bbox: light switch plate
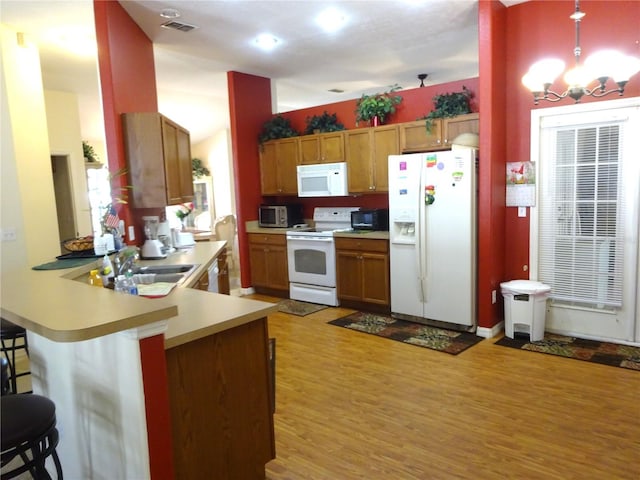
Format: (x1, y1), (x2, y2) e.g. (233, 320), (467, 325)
(518, 206), (527, 217)
(1, 228), (17, 242)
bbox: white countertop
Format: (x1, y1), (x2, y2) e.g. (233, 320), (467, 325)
(0, 242), (277, 347)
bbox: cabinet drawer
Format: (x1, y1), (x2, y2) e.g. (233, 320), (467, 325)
(248, 233), (287, 246)
(335, 237), (388, 253)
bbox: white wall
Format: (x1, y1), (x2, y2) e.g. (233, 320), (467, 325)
(1, 26), (60, 271)
(44, 90), (93, 237)
(192, 128), (236, 219)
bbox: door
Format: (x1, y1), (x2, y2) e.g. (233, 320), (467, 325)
(286, 236), (335, 287)
(51, 155), (77, 253)
(530, 98), (640, 342)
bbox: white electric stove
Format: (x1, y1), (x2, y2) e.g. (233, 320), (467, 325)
(286, 207), (359, 306)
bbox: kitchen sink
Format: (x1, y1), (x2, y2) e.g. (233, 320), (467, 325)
(131, 264), (198, 275)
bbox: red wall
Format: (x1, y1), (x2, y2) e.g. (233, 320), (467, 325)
(93, 2), (173, 478)
(503, 0), (640, 282)
(227, 72), (273, 288)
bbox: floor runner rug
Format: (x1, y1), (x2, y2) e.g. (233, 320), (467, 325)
(495, 333), (640, 371)
(328, 312), (483, 355)
(278, 299), (328, 317)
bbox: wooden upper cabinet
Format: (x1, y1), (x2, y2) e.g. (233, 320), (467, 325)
(399, 119), (443, 152)
(399, 113), (479, 153)
(298, 131), (345, 164)
(441, 113), (479, 148)
(122, 112), (194, 208)
(346, 125), (398, 194)
(259, 138), (298, 195)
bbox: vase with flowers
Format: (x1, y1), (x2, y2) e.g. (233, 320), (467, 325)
(175, 202), (194, 230)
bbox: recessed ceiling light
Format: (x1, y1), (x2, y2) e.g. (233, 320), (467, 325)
(254, 33), (279, 52)
(315, 7), (347, 33)
(160, 8), (181, 19)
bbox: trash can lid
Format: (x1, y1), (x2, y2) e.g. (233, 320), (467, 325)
(500, 280), (551, 294)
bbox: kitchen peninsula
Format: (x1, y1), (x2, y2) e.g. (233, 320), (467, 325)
(0, 242), (278, 479)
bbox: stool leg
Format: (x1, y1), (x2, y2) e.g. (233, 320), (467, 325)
(1, 338), (18, 394)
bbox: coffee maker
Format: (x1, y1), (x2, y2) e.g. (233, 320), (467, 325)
(141, 216), (167, 259)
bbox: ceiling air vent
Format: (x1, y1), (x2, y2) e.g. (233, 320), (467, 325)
(161, 20), (198, 32)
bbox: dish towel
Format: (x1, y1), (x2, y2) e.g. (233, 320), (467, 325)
(32, 258), (97, 270)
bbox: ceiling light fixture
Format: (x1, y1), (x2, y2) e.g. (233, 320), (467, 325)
(315, 7), (347, 33)
(522, 0), (640, 105)
(160, 8), (181, 19)
(417, 73), (428, 87)
(254, 34), (279, 52)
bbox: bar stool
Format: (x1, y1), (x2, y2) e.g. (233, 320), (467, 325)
(1, 357), (9, 396)
(1, 393), (63, 479)
(0, 319), (31, 394)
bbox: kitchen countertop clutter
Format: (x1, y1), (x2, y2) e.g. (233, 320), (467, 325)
(0, 242), (277, 347)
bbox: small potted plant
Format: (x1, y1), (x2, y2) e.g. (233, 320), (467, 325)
(83, 140), (99, 163)
(304, 111), (345, 135)
(192, 158), (210, 179)
(355, 84), (403, 126)
(422, 86), (474, 132)
(258, 114), (299, 145)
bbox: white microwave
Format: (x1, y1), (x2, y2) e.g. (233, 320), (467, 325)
(297, 162), (348, 197)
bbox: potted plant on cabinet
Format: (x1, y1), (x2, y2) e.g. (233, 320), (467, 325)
(422, 86), (474, 132)
(83, 140), (99, 163)
(355, 84), (403, 126)
(304, 111), (345, 135)
(258, 114), (299, 145)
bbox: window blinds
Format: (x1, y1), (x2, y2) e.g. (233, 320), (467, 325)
(538, 122), (625, 308)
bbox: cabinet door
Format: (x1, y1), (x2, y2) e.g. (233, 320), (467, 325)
(249, 244), (270, 286)
(162, 118), (186, 205)
(259, 142), (279, 195)
(336, 250), (363, 301)
(276, 138), (299, 195)
(400, 119), (444, 152)
(298, 136), (319, 165)
(442, 113), (479, 148)
(265, 245), (289, 290)
(177, 127), (194, 202)
(372, 125), (399, 192)
(361, 252), (390, 305)
(319, 132), (345, 163)
(345, 129), (374, 193)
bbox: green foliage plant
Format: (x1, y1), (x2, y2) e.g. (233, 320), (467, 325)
(83, 140), (99, 162)
(355, 84), (403, 126)
(423, 86), (473, 132)
(304, 111), (345, 135)
(192, 158), (210, 178)
(258, 114), (299, 144)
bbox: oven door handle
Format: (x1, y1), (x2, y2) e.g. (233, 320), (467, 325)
(286, 236), (334, 242)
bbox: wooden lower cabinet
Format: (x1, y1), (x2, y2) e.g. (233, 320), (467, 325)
(166, 318), (275, 479)
(191, 248), (230, 295)
(335, 237), (390, 312)
(248, 233), (289, 296)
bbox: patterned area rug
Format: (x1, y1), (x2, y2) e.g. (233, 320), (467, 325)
(278, 300), (328, 317)
(495, 333), (640, 371)
(328, 312), (483, 355)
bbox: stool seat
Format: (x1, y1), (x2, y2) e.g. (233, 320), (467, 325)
(0, 318), (30, 395)
(1, 394), (63, 479)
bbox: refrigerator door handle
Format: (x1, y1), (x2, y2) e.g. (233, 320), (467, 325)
(417, 157), (427, 304)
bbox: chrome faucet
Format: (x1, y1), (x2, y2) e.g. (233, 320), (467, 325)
(114, 247), (139, 276)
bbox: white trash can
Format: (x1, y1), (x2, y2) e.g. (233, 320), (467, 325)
(500, 280), (551, 342)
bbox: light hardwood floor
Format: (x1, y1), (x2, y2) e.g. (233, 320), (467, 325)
(249, 294), (640, 480)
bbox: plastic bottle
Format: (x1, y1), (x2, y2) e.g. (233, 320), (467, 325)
(100, 254), (115, 287)
(124, 270), (138, 295)
(88, 269), (103, 287)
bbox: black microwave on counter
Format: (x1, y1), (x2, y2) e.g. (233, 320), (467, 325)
(351, 209), (389, 231)
(259, 204), (303, 228)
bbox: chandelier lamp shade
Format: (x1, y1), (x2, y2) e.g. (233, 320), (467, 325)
(522, 0), (640, 105)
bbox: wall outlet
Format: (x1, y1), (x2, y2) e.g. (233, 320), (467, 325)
(491, 289), (497, 304)
(1, 228), (17, 242)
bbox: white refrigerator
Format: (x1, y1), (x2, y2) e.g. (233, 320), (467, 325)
(388, 149), (476, 329)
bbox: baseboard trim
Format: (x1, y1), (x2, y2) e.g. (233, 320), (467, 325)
(239, 286), (255, 296)
(476, 321), (504, 339)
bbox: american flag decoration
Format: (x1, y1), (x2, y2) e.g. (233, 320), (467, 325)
(105, 205), (120, 229)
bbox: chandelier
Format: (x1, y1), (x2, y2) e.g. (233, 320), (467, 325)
(522, 0), (640, 104)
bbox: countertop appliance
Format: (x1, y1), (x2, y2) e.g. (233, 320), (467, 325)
(351, 208), (389, 231)
(297, 162), (348, 197)
(141, 216), (167, 259)
(259, 204), (303, 228)
(286, 206), (359, 306)
(388, 149), (477, 330)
